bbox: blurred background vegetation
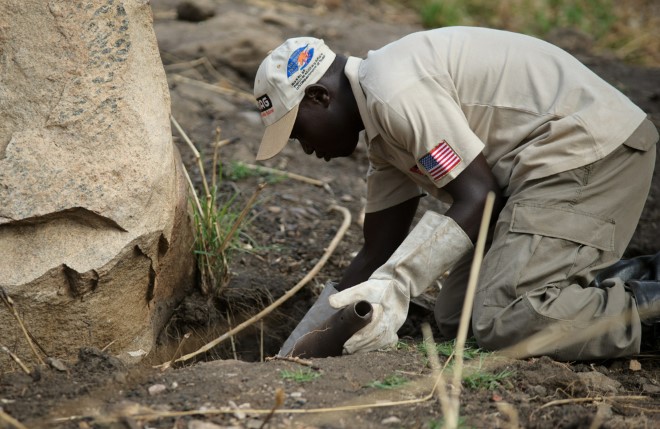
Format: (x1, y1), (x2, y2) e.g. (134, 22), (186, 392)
(395, 0), (659, 66)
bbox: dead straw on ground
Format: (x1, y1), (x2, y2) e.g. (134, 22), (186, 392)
(538, 395), (648, 410)
(1, 287), (45, 367)
(0, 409), (29, 429)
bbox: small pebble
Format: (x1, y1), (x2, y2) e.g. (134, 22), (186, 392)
(148, 384), (167, 396)
(381, 416), (401, 425)
(642, 383), (660, 394)
(532, 385), (547, 397)
(188, 420), (224, 429)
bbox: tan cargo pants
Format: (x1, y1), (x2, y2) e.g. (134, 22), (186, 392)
(434, 119), (658, 360)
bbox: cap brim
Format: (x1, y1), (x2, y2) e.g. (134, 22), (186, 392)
(256, 104), (299, 161)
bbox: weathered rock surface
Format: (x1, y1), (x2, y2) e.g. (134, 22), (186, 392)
(0, 0), (195, 365)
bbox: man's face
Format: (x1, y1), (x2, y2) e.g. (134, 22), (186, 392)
(289, 91), (360, 162)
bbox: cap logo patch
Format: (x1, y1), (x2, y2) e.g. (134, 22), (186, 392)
(256, 94), (274, 117)
(286, 44), (327, 90)
(287, 45), (314, 78)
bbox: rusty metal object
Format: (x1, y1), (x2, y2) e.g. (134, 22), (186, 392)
(286, 300), (373, 358)
(278, 282), (339, 357)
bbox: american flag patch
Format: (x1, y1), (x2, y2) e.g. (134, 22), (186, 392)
(418, 140), (461, 181)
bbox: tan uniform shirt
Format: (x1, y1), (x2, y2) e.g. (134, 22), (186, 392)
(344, 27), (647, 213)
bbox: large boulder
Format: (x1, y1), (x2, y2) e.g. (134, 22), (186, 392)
(0, 0), (195, 365)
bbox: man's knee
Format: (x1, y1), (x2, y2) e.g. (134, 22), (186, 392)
(434, 316), (459, 341)
(471, 308), (517, 351)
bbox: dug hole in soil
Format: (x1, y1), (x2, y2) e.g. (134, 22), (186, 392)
(1, 1), (659, 428)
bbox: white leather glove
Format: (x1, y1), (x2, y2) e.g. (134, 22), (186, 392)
(329, 211), (473, 354)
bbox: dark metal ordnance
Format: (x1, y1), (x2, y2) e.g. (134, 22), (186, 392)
(287, 299), (373, 358)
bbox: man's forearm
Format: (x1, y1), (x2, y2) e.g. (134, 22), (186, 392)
(337, 196), (421, 291)
(337, 247), (386, 291)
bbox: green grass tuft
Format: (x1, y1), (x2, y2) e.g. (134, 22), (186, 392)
(463, 367), (515, 390)
(224, 161), (285, 184)
(280, 368), (321, 383)
(366, 373), (409, 389)
(406, 0), (659, 65)
(418, 337), (484, 360)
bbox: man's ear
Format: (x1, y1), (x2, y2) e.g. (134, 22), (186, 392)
(304, 84), (330, 107)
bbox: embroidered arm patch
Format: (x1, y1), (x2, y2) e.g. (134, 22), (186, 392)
(417, 140), (461, 181)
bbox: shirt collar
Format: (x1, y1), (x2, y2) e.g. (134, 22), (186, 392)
(344, 56), (379, 143)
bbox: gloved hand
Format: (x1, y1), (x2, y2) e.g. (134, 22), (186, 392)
(329, 279), (406, 353)
(329, 211), (473, 354)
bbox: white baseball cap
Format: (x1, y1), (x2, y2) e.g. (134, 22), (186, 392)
(253, 37), (336, 161)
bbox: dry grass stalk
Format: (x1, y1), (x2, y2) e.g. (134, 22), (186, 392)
(420, 322), (453, 415)
(155, 205), (352, 369)
(260, 319), (264, 362)
(421, 323), (442, 371)
(181, 164), (205, 217)
(217, 183), (265, 256)
(496, 402), (520, 429)
(164, 56), (243, 89)
(538, 395), (647, 410)
(170, 74), (255, 103)
(260, 388), (285, 429)
(101, 339), (117, 352)
(265, 355), (318, 369)
(180, 164), (217, 291)
(246, 0), (328, 16)
(226, 310), (238, 361)
(1, 345), (31, 375)
(166, 332), (191, 370)
(0, 287), (45, 366)
(236, 162), (326, 187)
(212, 127), (222, 191)
(446, 191), (496, 428)
(171, 115), (211, 201)
(210, 127), (240, 191)
(0, 409), (29, 429)
(173, 116), (218, 292)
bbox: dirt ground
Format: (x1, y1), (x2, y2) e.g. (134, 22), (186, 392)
(2, 1), (660, 428)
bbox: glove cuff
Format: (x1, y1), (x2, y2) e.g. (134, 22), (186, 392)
(371, 212), (473, 298)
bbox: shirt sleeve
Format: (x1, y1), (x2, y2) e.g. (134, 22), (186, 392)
(365, 148), (423, 213)
(371, 76), (485, 188)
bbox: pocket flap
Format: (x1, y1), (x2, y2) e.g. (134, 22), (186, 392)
(510, 203), (615, 251)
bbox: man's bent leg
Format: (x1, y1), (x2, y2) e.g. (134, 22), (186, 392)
(472, 134), (656, 360)
(434, 252), (473, 340)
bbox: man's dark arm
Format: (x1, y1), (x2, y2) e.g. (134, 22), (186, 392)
(336, 195), (420, 291)
(442, 153), (505, 242)
(336, 152), (503, 292)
